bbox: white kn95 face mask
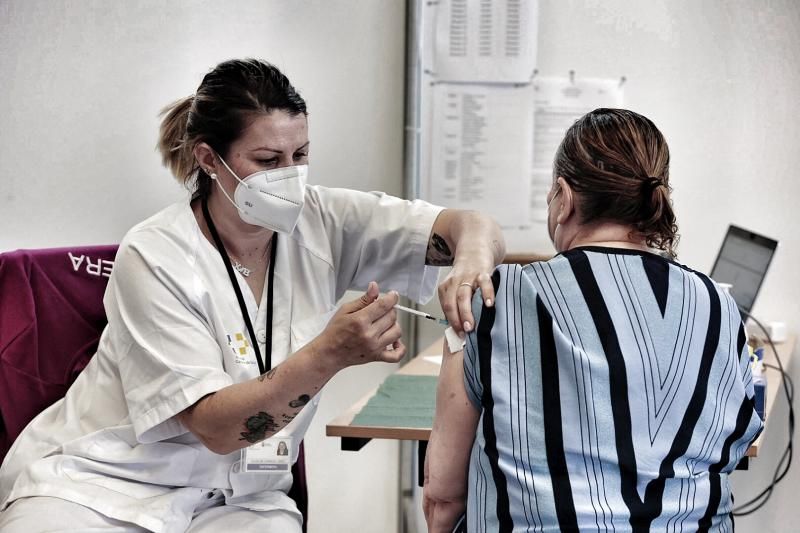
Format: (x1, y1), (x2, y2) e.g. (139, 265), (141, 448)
(212, 157), (308, 234)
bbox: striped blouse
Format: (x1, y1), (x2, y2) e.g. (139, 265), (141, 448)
(463, 247), (763, 532)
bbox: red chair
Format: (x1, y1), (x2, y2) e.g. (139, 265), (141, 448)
(0, 247), (308, 531)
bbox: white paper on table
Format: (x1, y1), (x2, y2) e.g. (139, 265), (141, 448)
(433, 0), (538, 83)
(529, 77), (624, 225)
(425, 83), (533, 228)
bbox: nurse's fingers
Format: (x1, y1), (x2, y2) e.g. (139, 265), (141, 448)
(338, 281), (380, 315)
(376, 339), (406, 364)
(370, 307), (398, 338)
(455, 282), (475, 334)
(437, 283), (458, 334)
(361, 289), (399, 322)
(376, 320), (403, 347)
(363, 321), (403, 359)
(476, 272), (495, 308)
(357, 281), (380, 309)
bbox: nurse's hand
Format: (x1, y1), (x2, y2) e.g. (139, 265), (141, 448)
(312, 281), (406, 370)
(427, 208), (504, 339)
(437, 268), (495, 338)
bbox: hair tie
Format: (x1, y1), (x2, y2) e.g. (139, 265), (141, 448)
(641, 176), (664, 193)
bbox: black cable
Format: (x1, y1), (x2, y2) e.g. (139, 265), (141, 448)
(764, 363), (795, 401)
(732, 309), (795, 516)
(732, 341), (793, 515)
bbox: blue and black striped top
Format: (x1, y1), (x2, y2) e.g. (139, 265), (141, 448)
(463, 247), (762, 532)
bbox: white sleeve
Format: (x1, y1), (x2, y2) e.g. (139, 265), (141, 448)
(106, 237), (233, 443)
(307, 186), (445, 304)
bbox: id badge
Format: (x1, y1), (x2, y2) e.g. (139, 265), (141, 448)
(241, 436), (294, 473)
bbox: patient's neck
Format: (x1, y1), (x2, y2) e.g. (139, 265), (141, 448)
(563, 222), (650, 252)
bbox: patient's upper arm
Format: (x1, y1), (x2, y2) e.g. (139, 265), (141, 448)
(427, 338), (480, 499)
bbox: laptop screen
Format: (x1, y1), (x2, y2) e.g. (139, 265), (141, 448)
(709, 225), (778, 315)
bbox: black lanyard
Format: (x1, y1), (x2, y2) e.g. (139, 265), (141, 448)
(202, 198), (277, 375)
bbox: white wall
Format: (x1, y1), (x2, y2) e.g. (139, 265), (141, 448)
(3, 0), (800, 531)
(0, 1), (406, 532)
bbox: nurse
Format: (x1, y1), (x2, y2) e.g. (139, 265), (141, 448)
(0, 59), (505, 532)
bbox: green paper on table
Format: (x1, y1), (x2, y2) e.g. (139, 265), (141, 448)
(351, 374), (437, 428)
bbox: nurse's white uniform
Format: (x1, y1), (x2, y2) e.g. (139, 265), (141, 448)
(0, 185), (443, 532)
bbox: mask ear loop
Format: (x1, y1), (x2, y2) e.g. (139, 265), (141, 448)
(207, 153), (253, 216)
(208, 170), (248, 217)
(216, 155), (252, 190)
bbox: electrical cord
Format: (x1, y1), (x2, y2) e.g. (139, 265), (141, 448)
(764, 363), (795, 404)
(732, 309), (795, 516)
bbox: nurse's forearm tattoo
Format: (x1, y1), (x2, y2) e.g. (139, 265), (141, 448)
(258, 368), (277, 382)
(237, 394), (310, 442)
(426, 233), (453, 266)
(288, 394), (311, 408)
(239, 411), (279, 443)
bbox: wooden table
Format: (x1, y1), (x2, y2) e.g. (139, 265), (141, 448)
(746, 333), (796, 457)
(326, 340), (442, 450)
(327, 335), (795, 458)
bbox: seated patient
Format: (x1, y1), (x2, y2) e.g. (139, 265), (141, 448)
(424, 108), (763, 532)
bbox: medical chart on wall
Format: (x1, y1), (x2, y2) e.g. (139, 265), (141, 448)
(425, 83), (533, 227)
(433, 0), (538, 83)
(417, 1), (624, 254)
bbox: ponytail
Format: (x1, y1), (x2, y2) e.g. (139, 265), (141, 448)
(157, 96), (196, 184)
(635, 179), (679, 258)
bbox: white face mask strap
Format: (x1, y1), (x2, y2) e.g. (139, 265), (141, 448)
(216, 155), (249, 188)
(209, 163), (247, 217)
(209, 173), (238, 210)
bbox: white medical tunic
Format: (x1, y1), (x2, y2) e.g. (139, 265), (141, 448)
(0, 185), (443, 532)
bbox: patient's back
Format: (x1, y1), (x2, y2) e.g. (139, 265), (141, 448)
(462, 247), (762, 532)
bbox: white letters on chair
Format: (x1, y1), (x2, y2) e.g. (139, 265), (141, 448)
(68, 252), (114, 278)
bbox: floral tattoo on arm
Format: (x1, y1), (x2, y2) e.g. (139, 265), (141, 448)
(238, 394), (311, 443)
(239, 411), (280, 443)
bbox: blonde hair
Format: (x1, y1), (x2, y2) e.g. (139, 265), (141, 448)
(158, 96), (196, 184)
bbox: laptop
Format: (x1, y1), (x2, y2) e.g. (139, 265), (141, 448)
(709, 224), (778, 317)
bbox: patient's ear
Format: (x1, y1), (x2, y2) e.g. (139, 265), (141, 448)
(556, 176), (576, 224)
